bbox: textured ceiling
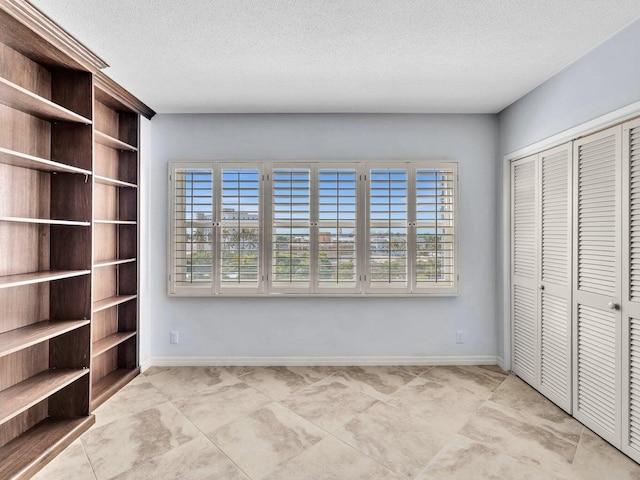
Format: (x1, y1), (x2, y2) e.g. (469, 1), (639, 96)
(29, 0), (640, 114)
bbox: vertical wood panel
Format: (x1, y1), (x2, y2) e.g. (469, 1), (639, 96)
(51, 70), (92, 120)
(0, 104), (51, 159)
(48, 375), (89, 417)
(49, 325), (90, 369)
(0, 44), (51, 98)
(0, 284), (49, 333)
(0, 345), (48, 391)
(91, 309), (118, 343)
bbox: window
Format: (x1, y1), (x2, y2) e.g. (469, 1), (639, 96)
(169, 161), (458, 296)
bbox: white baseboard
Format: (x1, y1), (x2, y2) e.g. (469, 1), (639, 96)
(140, 358), (153, 373)
(496, 356), (506, 371)
(145, 355), (499, 368)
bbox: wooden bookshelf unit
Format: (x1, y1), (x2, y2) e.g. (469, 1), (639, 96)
(0, 1), (154, 478)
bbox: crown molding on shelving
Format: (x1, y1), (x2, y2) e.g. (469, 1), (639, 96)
(0, 0), (107, 71)
(94, 71), (156, 120)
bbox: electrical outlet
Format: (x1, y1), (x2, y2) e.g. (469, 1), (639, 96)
(170, 331), (179, 344)
(456, 331), (464, 344)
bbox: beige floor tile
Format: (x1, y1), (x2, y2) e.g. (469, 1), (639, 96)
(81, 402), (201, 480)
(171, 381), (272, 434)
(209, 402), (327, 479)
(111, 434), (249, 480)
(143, 366), (238, 399)
(32, 440), (96, 480)
(334, 400), (453, 478)
(459, 400), (578, 478)
(237, 366), (333, 400)
(421, 365), (508, 399)
(490, 375), (583, 444)
(387, 376), (487, 433)
(331, 366), (416, 400)
(222, 366), (261, 378)
(93, 380), (169, 427)
(418, 433), (566, 480)
(570, 428), (640, 480)
(262, 436), (403, 480)
(281, 377), (378, 432)
(394, 365), (434, 376)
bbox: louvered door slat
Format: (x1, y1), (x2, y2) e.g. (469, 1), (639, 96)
(538, 144), (572, 411)
(513, 161), (536, 279)
(541, 293), (570, 402)
(513, 285), (536, 380)
(630, 125), (640, 302)
(577, 305), (617, 435)
(577, 134), (618, 297)
(511, 156), (538, 386)
(624, 121), (640, 461)
(574, 126), (621, 447)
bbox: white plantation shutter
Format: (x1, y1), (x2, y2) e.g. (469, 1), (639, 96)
(317, 168), (358, 292)
(220, 166), (261, 292)
(170, 167), (214, 294)
(511, 156), (538, 386)
(573, 126), (622, 447)
(538, 144), (572, 412)
(367, 168), (409, 291)
(271, 167), (312, 291)
(414, 167), (456, 290)
(169, 160), (458, 296)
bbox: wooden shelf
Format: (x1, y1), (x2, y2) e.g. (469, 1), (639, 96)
(0, 216), (90, 226)
(0, 320), (90, 358)
(0, 416), (95, 480)
(94, 175), (137, 188)
(93, 258), (136, 268)
(94, 130), (137, 152)
(0, 369), (89, 424)
(0, 77), (92, 124)
(93, 219), (137, 225)
(0, 147), (92, 175)
(91, 367), (139, 411)
(0, 270), (91, 290)
(92, 331), (136, 358)
(92, 294), (137, 313)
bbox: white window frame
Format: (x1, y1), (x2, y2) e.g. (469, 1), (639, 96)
(168, 160), (459, 296)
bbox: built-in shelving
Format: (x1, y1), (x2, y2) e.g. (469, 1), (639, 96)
(0, 77), (91, 124)
(0, 217), (91, 226)
(91, 368), (140, 410)
(92, 332), (136, 358)
(94, 175), (137, 188)
(93, 219), (137, 225)
(0, 4), (153, 476)
(93, 258), (136, 269)
(0, 417), (95, 480)
(0, 147), (92, 175)
(0, 320), (90, 358)
(92, 295), (137, 313)
(0, 270), (91, 290)
(94, 130), (137, 152)
(0, 370), (89, 425)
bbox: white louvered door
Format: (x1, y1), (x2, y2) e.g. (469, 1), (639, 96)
(511, 155), (539, 387)
(573, 125), (622, 447)
(623, 119), (640, 461)
(538, 143), (573, 412)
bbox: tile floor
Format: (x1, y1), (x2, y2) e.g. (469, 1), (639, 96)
(34, 365), (640, 480)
